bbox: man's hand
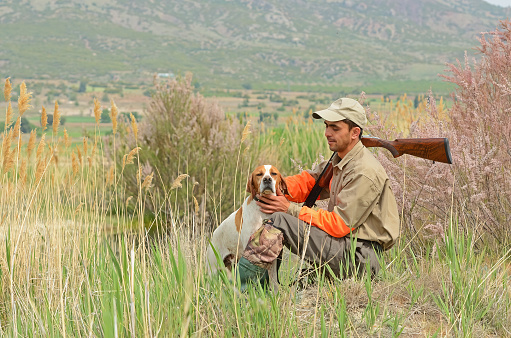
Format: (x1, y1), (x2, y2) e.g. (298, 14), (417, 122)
(256, 188), (290, 214)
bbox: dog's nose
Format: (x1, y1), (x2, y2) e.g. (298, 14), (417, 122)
(263, 176), (272, 184)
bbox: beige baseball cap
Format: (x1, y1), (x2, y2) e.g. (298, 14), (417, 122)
(312, 98), (367, 129)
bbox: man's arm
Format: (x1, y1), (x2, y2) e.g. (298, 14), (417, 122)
(258, 173), (380, 239)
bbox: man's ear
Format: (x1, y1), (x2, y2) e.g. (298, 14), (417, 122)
(352, 126), (361, 140)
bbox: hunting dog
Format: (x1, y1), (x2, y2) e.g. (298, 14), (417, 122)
(206, 165), (288, 286)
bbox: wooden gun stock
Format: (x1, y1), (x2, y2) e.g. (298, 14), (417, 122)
(361, 137), (453, 164)
(304, 137), (453, 207)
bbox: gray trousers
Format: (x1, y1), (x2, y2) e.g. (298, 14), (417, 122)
(270, 212), (381, 279)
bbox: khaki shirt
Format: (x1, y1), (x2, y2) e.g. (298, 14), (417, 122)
(287, 141), (400, 250)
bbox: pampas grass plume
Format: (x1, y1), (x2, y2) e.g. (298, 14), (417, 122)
(77, 146), (83, 166)
(241, 120), (251, 143)
(5, 102), (13, 131)
(53, 101), (60, 134)
(4, 77), (11, 102)
(36, 134), (46, 161)
(83, 137), (88, 156)
(41, 106), (48, 130)
(193, 196), (199, 215)
(136, 165), (142, 185)
(106, 166), (115, 186)
(27, 129), (36, 159)
(130, 113), (138, 139)
(19, 159), (27, 187)
(171, 174), (189, 190)
(64, 129), (70, 148)
(12, 117), (20, 139)
(110, 100), (118, 135)
(126, 147), (140, 165)
(141, 172), (154, 190)
(126, 196), (133, 207)
(94, 98), (101, 125)
(35, 158), (45, 184)
(71, 151), (79, 176)
(18, 82), (32, 116)
(2, 129), (13, 166)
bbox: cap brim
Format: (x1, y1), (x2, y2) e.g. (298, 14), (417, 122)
(312, 109), (346, 122)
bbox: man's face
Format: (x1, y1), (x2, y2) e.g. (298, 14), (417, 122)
(324, 120), (359, 155)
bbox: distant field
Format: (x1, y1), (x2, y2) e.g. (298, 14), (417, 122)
(1, 79), (451, 143)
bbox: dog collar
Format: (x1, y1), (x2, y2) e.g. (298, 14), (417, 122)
(253, 195), (270, 205)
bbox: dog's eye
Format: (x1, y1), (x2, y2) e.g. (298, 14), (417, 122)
(256, 173), (263, 176)
(271, 172), (277, 176)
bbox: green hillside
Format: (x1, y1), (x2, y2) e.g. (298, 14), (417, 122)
(1, 0), (509, 93)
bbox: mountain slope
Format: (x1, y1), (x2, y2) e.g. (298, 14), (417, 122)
(0, 0), (509, 92)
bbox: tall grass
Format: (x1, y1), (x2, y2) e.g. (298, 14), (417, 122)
(1, 58), (511, 336)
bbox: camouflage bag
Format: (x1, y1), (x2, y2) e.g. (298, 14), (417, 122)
(242, 219), (284, 269)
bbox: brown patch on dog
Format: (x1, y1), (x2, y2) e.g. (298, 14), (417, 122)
(235, 206), (243, 232)
(276, 171), (290, 197)
(223, 254), (235, 270)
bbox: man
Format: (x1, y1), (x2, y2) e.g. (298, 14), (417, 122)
(236, 98), (400, 288)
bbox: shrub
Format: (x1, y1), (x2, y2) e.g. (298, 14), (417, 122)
(100, 109), (111, 123)
(368, 20), (511, 246)
(115, 73), (244, 228)
(441, 20), (511, 241)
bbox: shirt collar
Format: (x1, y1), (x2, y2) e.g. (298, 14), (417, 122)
(333, 140), (364, 169)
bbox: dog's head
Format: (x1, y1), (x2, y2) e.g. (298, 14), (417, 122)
(246, 165), (288, 199)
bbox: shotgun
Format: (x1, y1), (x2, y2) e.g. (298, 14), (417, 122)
(303, 137), (452, 208)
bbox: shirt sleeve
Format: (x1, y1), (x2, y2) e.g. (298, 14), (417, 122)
(298, 206), (353, 237)
(284, 171), (317, 203)
(288, 173), (381, 238)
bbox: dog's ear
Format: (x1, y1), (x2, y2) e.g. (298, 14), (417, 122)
(279, 174), (291, 198)
(246, 174), (257, 198)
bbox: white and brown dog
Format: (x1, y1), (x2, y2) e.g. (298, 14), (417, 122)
(206, 165), (288, 280)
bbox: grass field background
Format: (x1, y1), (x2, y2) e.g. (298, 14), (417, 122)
(0, 76), (509, 337)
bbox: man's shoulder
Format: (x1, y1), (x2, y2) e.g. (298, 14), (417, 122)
(351, 147), (389, 180)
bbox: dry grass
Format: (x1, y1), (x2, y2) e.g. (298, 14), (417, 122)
(1, 32), (511, 335)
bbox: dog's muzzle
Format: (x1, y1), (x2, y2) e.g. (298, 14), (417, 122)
(261, 176), (275, 195)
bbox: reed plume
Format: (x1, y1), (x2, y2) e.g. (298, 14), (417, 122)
(106, 166), (115, 186)
(193, 196), (199, 215)
(171, 174), (189, 190)
(4, 102), (13, 131)
(18, 82), (32, 116)
(110, 100), (118, 135)
(2, 146), (15, 175)
(126, 196), (133, 206)
(130, 113), (138, 140)
(136, 165), (142, 185)
(2, 129), (13, 173)
(12, 117), (20, 139)
(64, 129), (70, 148)
(241, 120), (251, 143)
(94, 98), (101, 125)
(83, 137), (88, 156)
(27, 130), (36, 159)
(19, 159), (27, 187)
(36, 134), (46, 160)
(53, 101), (60, 134)
(41, 106), (48, 130)
(76, 146), (83, 166)
(35, 158), (44, 184)
(126, 147), (140, 165)
(141, 172), (154, 190)
(4, 77), (11, 102)
(71, 151), (79, 176)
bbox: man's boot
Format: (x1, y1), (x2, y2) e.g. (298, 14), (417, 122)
(235, 257), (269, 292)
